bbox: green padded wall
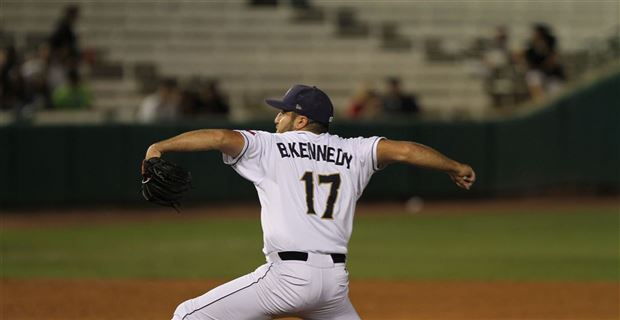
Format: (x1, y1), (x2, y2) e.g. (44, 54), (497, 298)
(1, 71), (618, 206)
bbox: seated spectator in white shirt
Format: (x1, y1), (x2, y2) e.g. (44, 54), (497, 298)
(136, 78), (181, 123)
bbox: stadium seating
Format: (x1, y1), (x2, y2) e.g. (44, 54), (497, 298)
(1, 0), (617, 121)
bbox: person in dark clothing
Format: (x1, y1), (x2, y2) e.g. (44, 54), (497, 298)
(199, 80), (230, 116)
(179, 80), (230, 117)
(0, 45), (27, 110)
(381, 77), (420, 115)
(49, 5), (80, 64)
(522, 24), (566, 100)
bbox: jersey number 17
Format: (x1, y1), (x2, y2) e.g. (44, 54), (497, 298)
(301, 172), (341, 219)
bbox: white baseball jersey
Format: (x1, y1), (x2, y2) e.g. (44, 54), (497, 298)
(223, 130), (383, 255)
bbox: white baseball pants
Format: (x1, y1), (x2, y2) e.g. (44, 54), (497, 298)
(172, 252), (360, 320)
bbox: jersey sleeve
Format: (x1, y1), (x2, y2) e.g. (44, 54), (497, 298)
(351, 136), (385, 193)
(222, 130), (272, 184)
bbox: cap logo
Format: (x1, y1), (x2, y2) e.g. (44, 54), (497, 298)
(295, 104), (303, 110)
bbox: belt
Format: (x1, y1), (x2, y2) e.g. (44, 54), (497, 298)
(278, 251), (346, 263)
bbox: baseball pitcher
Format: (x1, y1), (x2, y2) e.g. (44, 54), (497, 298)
(143, 84), (476, 319)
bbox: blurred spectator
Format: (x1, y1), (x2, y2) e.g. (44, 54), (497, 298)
(21, 44), (52, 109)
(381, 77), (420, 115)
(179, 87), (201, 116)
(481, 26), (521, 108)
(49, 5), (80, 64)
(346, 84), (382, 119)
(198, 80), (230, 116)
(52, 69), (93, 110)
(136, 78), (181, 123)
(46, 4), (81, 95)
(520, 24), (566, 101)
(46, 52), (71, 93)
(0, 45), (27, 110)
(179, 79), (230, 118)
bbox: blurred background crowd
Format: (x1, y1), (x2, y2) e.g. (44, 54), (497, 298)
(0, 0), (618, 124)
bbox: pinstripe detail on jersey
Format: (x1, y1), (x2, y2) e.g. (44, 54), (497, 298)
(181, 263), (274, 320)
(371, 137), (385, 171)
(228, 130), (251, 166)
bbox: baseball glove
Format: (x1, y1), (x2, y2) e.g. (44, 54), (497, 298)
(141, 157), (192, 211)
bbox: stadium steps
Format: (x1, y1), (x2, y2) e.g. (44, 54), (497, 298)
(2, 0), (617, 121)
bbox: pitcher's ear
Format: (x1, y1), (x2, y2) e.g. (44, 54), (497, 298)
(295, 115), (310, 129)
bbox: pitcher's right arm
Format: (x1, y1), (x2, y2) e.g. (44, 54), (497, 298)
(376, 139), (476, 190)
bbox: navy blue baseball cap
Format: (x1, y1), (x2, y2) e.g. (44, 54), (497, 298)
(265, 84), (334, 125)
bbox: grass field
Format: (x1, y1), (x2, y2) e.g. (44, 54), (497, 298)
(2, 206), (618, 281)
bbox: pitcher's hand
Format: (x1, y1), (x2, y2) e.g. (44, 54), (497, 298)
(449, 164), (476, 190)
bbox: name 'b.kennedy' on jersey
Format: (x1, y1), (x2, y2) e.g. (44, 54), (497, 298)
(222, 130), (383, 256)
(276, 142), (353, 169)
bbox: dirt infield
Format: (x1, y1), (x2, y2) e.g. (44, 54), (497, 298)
(2, 197), (618, 319)
(2, 279), (618, 319)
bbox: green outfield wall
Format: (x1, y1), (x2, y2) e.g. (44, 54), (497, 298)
(1, 72), (618, 206)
